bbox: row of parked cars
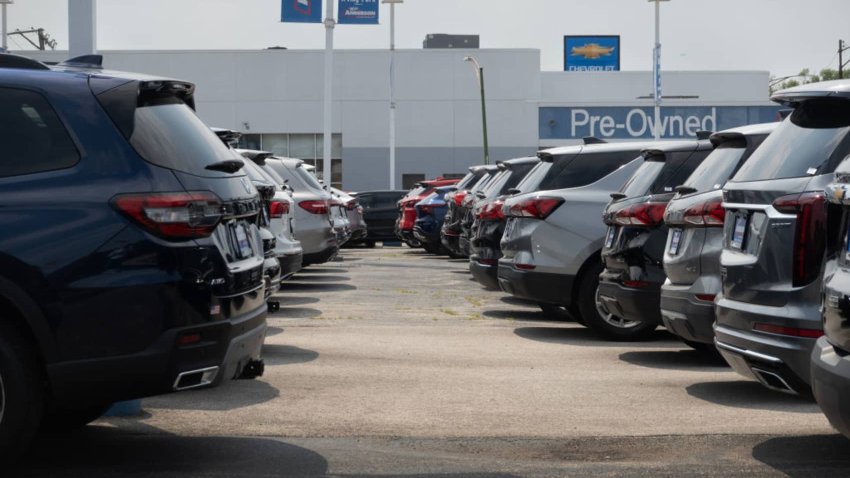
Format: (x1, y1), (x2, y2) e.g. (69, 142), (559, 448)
(397, 80), (850, 439)
(0, 53), (376, 461)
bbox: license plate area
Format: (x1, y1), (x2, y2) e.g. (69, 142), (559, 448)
(669, 228), (683, 255)
(232, 222), (254, 259)
(730, 214), (748, 250)
(504, 218), (516, 238)
(605, 226), (616, 249)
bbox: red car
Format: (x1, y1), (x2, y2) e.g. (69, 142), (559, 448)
(395, 178), (460, 247)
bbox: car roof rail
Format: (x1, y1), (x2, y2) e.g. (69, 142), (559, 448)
(0, 53), (49, 71)
(58, 54), (103, 69)
(583, 136), (607, 145)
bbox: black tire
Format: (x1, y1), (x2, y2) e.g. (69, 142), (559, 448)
(0, 320), (44, 465)
(577, 262), (657, 341)
(41, 403), (111, 432)
(422, 243), (438, 254)
(365, 240), (376, 248)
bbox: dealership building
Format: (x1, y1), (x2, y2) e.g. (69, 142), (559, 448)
(27, 47), (780, 190)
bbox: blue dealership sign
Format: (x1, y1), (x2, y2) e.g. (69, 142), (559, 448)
(540, 106), (784, 140)
(338, 0), (379, 24)
(564, 36), (620, 72)
(281, 0), (323, 23)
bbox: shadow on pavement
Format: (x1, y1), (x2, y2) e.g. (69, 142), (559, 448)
(279, 282), (357, 292)
(752, 434), (850, 477)
(297, 267), (348, 274)
(685, 381), (820, 413)
(499, 296), (538, 308)
(513, 326), (677, 347)
(270, 307), (322, 319)
(483, 309), (567, 322)
(262, 344), (320, 366)
(142, 379), (280, 411)
(265, 326), (284, 338)
(16, 427), (328, 478)
(618, 349), (730, 371)
(276, 296), (321, 306)
(290, 274), (352, 283)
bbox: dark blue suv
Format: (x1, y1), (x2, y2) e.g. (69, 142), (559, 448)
(0, 54), (268, 460)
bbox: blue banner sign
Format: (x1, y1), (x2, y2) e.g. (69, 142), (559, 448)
(281, 0), (323, 23)
(338, 0), (379, 24)
(540, 106), (784, 140)
(564, 36), (620, 72)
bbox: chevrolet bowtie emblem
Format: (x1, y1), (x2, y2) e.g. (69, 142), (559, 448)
(571, 43), (616, 60)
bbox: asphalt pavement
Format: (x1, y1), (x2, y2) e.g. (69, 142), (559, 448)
(13, 246), (850, 477)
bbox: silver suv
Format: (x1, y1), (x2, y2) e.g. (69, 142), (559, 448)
(498, 141), (663, 322)
(716, 81), (850, 395)
(660, 123), (777, 350)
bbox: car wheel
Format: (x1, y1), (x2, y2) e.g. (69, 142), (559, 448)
(422, 243), (438, 254)
(41, 403), (111, 432)
(0, 321), (43, 464)
(365, 240), (376, 248)
(577, 263), (657, 341)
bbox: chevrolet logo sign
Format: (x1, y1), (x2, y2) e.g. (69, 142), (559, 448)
(571, 43), (616, 60)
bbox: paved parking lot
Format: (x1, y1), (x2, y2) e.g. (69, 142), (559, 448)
(16, 247), (850, 477)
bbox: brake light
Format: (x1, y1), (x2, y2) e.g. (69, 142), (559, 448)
(477, 258), (498, 265)
(508, 197), (564, 219)
(772, 192), (826, 287)
(269, 201), (290, 218)
(622, 280), (649, 288)
(695, 294), (716, 302)
(112, 192), (222, 240)
(753, 323), (824, 339)
(478, 200), (505, 220)
(299, 200), (330, 215)
(515, 263), (536, 270)
(418, 202), (446, 215)
(345, 200), (358, 211)
(613, 202), (667, 226)
(454, 190), (469, 206)
(683, 197), (724, 227)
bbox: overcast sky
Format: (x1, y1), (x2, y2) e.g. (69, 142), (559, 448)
(5, 0), (849, 76)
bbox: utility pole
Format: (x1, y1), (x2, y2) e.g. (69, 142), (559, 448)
(840, 39), (850, 79)
(322, 0), (334, 186)
(8, 28), (57, 50)
(383, 0), (403, 189)
(1, 1), (11, 52)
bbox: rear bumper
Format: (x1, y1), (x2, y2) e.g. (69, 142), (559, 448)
(469, 255), (500, 290)
(441, 233), (462, 256)
(660, 284), (716, 345)
(714, 296), (817, 394)
(47, 300), (268, 407)
(302, 244), (339, 266)
(413, 225), (441, 245)
(279, 252), (303, 280)
(497, 263), (574, 305)
(812, 336), (850, 437)
(597, 279), (662, 325)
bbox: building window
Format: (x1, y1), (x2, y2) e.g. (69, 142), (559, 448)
(238, 133), (343, 188)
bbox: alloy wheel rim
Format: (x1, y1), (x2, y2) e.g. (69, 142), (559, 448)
(595, 287), (641, 329)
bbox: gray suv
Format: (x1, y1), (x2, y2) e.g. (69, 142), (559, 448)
(660, 123), (776, 350)
(498, 141), (663, 322)
(716, 81), (850, 395)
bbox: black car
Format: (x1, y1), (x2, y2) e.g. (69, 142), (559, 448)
(0, 54), (267, 460)
(597, 140), (713, 340)
(456, 166), (501, 257)
(442, 166), (490, 256)
(469, 157), (539, 289)
(355, 190), (407, 246)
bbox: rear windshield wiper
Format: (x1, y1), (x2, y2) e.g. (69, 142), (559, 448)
(610, 193), (627, 200)
(205, 160), (245, 174)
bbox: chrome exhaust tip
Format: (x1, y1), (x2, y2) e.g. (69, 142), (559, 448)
(173, 366), (219, 391)
(750, 366), (797, 395)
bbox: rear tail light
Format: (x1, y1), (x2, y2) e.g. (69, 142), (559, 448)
(478, 200), (505, 220)
(695, 294), (716, 302)
(477, 258), (498, 265)
(613, 202), (667, 226)
(508, 197), (564, 219)
(753, 323), (824, 339)
(418, 202), (446, 216)
(345, 200), (358, 211)
(454, 190), (469, 206)
(683, 197), (724, 227)
(772, 192), (826, 287)
(112, 192), (222, 240)
(515, 263), (536, 270)
(621, 280), (649, 288)
(269, 201), (290, 218)
(299, 200), (330, 215)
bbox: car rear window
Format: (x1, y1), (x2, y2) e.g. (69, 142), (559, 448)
(295, 165), (325, 191)
(514, 161), (552, 193)
(455, 172), (479, 190)
(683, 135), (767, 193)
(620, 149), (709, 197)
(733, 99), (850, 181)
(128, 103), (237, 177)
(360, 193), (403, 208)
(539, 150), (642, 191)
(499, 163), (536, 195)
(0, 88), (80, 178)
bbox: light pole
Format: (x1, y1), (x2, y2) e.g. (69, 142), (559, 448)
(0, 0), (13, 52)
(322, 0), (335, 186)
(464, 56), (489, 165)
(649, 0), (669, 140)
(383, 0), (402, 189)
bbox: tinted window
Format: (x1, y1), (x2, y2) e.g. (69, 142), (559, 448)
(129, 103), (236, 176)
(515, 161), (552, 193)
(470, 172), (496, 193)
(259, 163), (287, 185)
(481, 170), (510, 197)
(0, 88), (79, 177)
(359, 193), (404, 208)
(295, 165), (324, 191)
(455, 171), (481, 190)
(653, 150), (710, 193)
(734, 99), (850, 181)
(683, 146), (746, 193)
(500, 163), (536, 195)
(620, 161), (665, 197)
(539, 150), (641, 190)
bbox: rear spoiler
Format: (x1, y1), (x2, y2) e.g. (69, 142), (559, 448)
(641, 149), (667, 162)
(709, 131), (747, 148)
(537, 152), (555, 163)
(238, 150), (274, 165)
